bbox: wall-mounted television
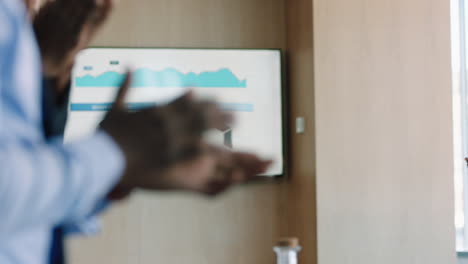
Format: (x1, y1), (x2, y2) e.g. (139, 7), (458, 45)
(65, 48), (285, 177)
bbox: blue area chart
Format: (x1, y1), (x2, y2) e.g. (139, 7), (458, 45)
(75, 68), (247, 88)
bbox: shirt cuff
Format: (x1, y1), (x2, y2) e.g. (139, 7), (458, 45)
(62, 130), (125, 223)
(64, 200), (111, 236)
(82, 129), (125, 197)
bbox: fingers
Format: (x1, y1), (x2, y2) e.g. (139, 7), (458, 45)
(167, 92), (233, 134)
(169, 138), (206, 164)
(95, 0), (114, 12)
(168, 91), (194, 113)
(202, 167), (247, 197)
(189, 101), (221, 134)
(199, 148), (272, 196)
(24, 0), (41, 15)
(112, 72), (132, 110)
(100, 0), (114, 20)
(216, 151), (272, 182)
(198, 101), (233, 131)
(90, 0), (114, 25)
(33, 0), (97, 66)
(233, 153), (272, 176)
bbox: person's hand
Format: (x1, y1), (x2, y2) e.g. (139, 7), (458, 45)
(23, 0), (42, 18)
(101, 74), (272, 199)
(33, 0), (113, 83)
(159, 147), (272, 196)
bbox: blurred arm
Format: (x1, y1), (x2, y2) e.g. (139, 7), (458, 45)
(0, 131), (124, 235)
(0, 0), (124, 236)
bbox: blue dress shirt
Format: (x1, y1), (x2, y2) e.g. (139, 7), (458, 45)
(0, 1), (125, 263)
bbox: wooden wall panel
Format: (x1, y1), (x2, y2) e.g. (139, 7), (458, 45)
(92, 0), (286, 49)
(313, 0), (457, 263)
(68, 0), (287, 264)
(284, 0), (317, 264)
(66, 0), (457, 263)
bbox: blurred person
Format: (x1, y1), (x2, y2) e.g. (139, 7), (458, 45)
(0, 1), (272, 264)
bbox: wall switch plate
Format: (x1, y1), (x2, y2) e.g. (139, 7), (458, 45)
(296, 117), (305, 134)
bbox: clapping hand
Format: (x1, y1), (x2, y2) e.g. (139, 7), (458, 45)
(33, 0), (114, 90)
(101, 74), (272, 199)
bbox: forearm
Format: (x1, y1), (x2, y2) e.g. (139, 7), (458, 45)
(0, 131), (124, 235)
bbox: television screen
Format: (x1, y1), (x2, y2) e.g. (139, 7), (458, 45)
(65, 48), (284, 176)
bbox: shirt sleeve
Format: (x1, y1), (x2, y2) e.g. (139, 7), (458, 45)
(0, 131), (125, 236)
(63, 200), (111, 236)
(0, 0), (125, 236)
